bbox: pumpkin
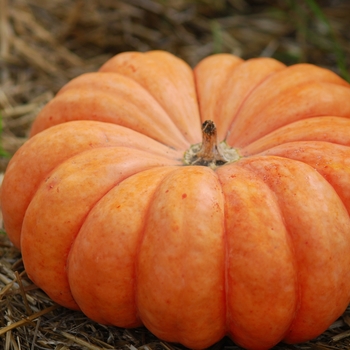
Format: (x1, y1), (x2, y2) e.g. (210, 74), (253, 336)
(2, 50), (350, 350)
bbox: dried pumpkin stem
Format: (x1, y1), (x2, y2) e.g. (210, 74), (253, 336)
(183, 120), (240, 169)
(194, 120), (227, 165)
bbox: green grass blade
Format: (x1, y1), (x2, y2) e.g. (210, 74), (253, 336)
(304, 0), (350, 81)
(0, 113), (11, 158)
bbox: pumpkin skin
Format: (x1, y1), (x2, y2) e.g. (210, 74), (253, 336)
(2, 51), (350, 350)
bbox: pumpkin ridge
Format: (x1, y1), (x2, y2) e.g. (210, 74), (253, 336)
(223, 59), (287, 144)
(258, 140), (350, 215)
(216, 162), (298, 349)
(215, 167), (233, 341)
(99, 51), (202, 144)
(236, 159), (302, 341)
(136, 51), (203, 143)
(194, 56), (286, 143)
(67, 166), (178, 326)
(21, 147), (180, 309)
(237, 156), (350, 343)
(131, 167), (179, 326)
(54, 72), (190, 149)
(241, 116), (350, 155)
(1, 121), (182, 249)
(193, 54), (244, 141)
(227, 70), (350, 147)
(136, 166), (226, 348)
(31, 87), (190, 150)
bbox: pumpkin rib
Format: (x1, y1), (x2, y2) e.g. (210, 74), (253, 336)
(241, 116), (350, 155)
(30, 82), (190, 150)
(193, 53), (244, 141)
(67, 166), (178, 327)
(219, 57), (286, 142)
(227, 82), (350, 147)
(136, 166), (226, 349)
(259, 141), (350, 215)
(98, 51), (202, 144)
(216, 163), (298, 349)
(0, 121), (181, 249)
(239, 156), (350, 344)
(194, 55), (286, 142)
(131, 167), (184, 327)
(226, 60), (350, 148)
(55, 72), (189, 149)
(20, 147), (180, 310)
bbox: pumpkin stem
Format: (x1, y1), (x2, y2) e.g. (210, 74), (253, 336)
(183, 120), (240, 169)
(194, 120), (227, 165)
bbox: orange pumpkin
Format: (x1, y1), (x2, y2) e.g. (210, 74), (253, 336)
(2, 51), (350, 349)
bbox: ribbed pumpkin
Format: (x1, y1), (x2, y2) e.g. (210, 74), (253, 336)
(2, 51), (350, 350)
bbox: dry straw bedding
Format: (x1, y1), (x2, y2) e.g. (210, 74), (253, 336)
(1, 0), (350, 349)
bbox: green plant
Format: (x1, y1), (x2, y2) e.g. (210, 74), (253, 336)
(285, 0), (349, 81)
(0, 114), (10, 158)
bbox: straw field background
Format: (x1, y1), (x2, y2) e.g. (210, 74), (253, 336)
(1, 0), (350, 349)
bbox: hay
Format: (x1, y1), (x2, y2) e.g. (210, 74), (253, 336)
(2, 237), (350, 350)
(1, 0), (350, 169)
(1, 0), (350, 349)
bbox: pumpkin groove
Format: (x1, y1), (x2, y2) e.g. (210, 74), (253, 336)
(226, 82), (350, 147)
(68, 166), (179, 327)
(259, 141), (350, 215)
(2, 51), (350, 350)
(136, 166), (226, 349)
(30, 73), (190, 150)
(194, 55), (286, 141)
(241, 116), (350, 154)
(217, 163), (298, 349)
(1, 121), (182, 249)
(21, 147), (180, 309)
(99, 51), (202, 144)
(238, 156), (350, 344)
